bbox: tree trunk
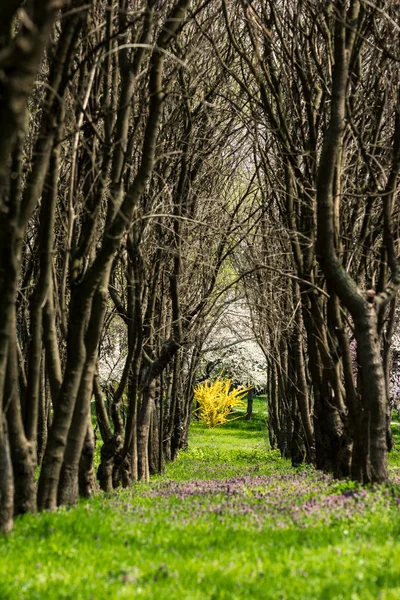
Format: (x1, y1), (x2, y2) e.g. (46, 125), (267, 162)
(164, 353), (179, 461)
(0, 418), (14, 533)
(37, 356), (48, 465)
(171, 383), (183, 462)
(266, 359), (278, 449)
(355, 309), (389, 483)
(58, 273), (110, 506)
(148, 404), (160, 476)
(79, 420), (96, 498)
(245, 388), (254, 421)
(292, 293), (315, 462)
(137, 381), (155, 482)
(38, 291), (92, 511)
(5, 320), (36, 515)
(93, 373), (120, 493)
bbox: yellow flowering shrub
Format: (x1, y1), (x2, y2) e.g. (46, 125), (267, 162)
(194, 377), (250, 428)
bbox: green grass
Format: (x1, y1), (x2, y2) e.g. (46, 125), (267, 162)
(389, 416), (400, 468)
(174, 397), (278, 479)
(2, 397), (400, 599)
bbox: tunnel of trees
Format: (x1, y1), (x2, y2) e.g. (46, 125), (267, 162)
(0, 0), (399, 532)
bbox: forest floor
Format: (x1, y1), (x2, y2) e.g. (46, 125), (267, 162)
(2, 399), (400, 599)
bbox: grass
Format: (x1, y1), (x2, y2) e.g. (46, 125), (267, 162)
(1, 398), (400, 599)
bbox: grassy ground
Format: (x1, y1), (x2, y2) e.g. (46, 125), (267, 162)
(2, 398), (400, 599)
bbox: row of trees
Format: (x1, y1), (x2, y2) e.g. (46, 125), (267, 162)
(230, 0), (400, 480)
(0, 0), (258, 532)
(0, 0), (399, 532)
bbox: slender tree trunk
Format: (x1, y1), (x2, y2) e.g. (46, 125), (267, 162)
(382, 297), (396, 452)
(277, 342), (293, 458)
(355, 310), (389, 483)
(137, 381), (156, 482)
(292, 283), (315, 461)
(58, 270), (110, 506)
(245, 388), (254, 421)
(291, 405), (306, 467)
(38, 291), (92, 511)
(304, 295), (350, 476)
(0, 418), (14, 533)
(164, 353), (180, 461)
(158, 373), (165, 473)
(37, 356), (48, 465)
(79, 419), (96, 498)
(120, 363), (140, 487)
(57, 395), (92, 506)
(148, 396), (160, 475)
(94, 374), (119, 493)
(171, 369), (183, 462)
(43, 287), (62, 406)
(268, 359), (279, 451)
(6, 314), (36, 514)
(25, 135), (61, 454)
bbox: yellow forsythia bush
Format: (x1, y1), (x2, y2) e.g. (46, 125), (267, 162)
(194, 377), (250, 428)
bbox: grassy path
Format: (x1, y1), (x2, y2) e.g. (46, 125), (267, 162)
(2, 399), (400, 599)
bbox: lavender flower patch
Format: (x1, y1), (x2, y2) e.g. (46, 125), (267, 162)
(138, 471), (400, 530)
